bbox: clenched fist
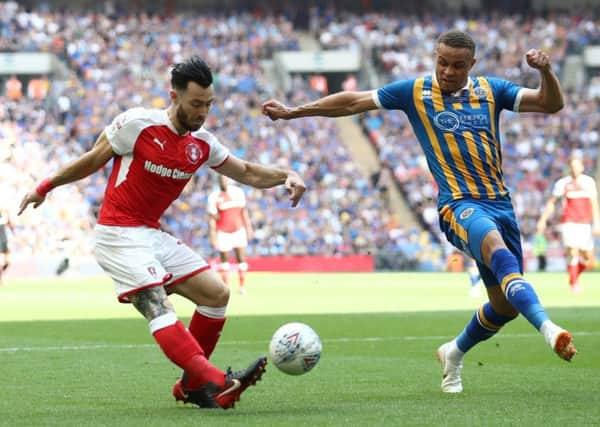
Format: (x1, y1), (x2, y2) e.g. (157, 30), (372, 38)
(525, 49), (551, 71)
(262, 99), (292, 121)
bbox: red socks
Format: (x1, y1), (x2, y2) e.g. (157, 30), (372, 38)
(568, 264), (578, 285)
(189, 310), (226, 359)
(152, 320), (224, 388)
(568, 262), (588, 286)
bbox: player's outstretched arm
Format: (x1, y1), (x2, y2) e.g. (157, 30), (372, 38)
(18, 131), (115, 215)
(518, 49), (564, 114)
(592, 188), (600, 236)
(216, 156), (306, 207)
(536, 196), (557, 234)
(262, 90), (377, 121)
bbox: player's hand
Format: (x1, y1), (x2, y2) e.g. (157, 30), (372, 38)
(18, 190), (46, 215)
(593, 223), (600, 237)
(526, 49), (551, 71)
(262, 99), (292, 121)
(536, 219), (546, 234)
(285, 172), (306, 207)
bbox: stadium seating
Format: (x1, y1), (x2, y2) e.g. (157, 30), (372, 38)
(315, 12), (600, 247)
(2, 4), (439, 268)
(2, 4), (597, 269)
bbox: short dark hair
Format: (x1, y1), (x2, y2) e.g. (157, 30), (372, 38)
(171, 56), (213, 91)
(437, 30), (476, 56)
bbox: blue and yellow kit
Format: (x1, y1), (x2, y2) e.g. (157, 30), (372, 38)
(373, 75), (526, 283)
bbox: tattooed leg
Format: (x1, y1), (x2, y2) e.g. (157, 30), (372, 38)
(129, 286), (175, 321)
(130, 286), (224, 388)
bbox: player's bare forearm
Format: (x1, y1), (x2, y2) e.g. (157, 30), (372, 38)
(292, 91), (374, 117)
(537, 198), (555, 232)
(538, 68), (564, 113)
(19, 133), (115, 215)
(218, 156), (284, 188)
(262, 91), (376, 120)
(239, 162), (290, 188)
(592, 197), (600, 226)
(218, 156), (306, 206)
(51, 133), (114, 187)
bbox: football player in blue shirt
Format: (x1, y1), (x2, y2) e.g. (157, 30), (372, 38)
(262, 30), (576, 393)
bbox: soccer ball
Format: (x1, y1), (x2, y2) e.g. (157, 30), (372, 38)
(268, 322), (322, 375)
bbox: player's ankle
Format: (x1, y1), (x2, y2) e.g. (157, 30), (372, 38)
(187, 354), (225, 388)
(540, 320), (561, 346)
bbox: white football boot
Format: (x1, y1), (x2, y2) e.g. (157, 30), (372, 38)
(436, 341), (464, 393)
(541, 321), (577, 361)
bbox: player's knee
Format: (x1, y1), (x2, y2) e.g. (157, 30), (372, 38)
(487, 286), (519, 318)
(213, 284), (230, 306)
(489, 299), (518, 318)
(479, 229), (506, 265)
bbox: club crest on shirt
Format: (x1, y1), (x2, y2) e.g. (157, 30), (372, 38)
(185, 143), (203, 164)
(459, 207), (474, 220)
(473, 86), (488, 99)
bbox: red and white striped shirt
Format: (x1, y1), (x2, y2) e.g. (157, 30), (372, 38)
(99, 108), (229, 228)
(552, 174), (597, 224)
(207, 185), (246, 233)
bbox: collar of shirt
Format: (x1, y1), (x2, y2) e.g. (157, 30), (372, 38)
(432, 74), (472, 97)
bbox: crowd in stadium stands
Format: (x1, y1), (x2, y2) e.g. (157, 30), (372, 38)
(315, 12), (600, 248)
(3, 3), (598, 269)
(1, 2), (442, 269)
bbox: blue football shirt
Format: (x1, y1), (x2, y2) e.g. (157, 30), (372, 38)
(373, 75), (523, 207)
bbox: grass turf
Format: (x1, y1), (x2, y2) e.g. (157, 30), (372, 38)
(0, 272), (598, 426)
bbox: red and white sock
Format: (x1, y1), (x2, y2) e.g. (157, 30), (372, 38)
(189, 306), (227, 359)
(218, 262), (230, 285)
(150, 313), (224, 388)
(577, 262), (587, 278)
(237, 262), (248, 289)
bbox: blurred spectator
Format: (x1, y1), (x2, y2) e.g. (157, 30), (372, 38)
(4, 75), (22, 101)
(27, 76), (49, 101)
(341, 73), (358, 92)
(309, 73), (328, 95)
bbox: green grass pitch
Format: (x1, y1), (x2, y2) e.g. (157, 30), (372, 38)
(0, 272), (599, 426)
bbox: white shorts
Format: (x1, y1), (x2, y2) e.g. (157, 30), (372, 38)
(215, 228), (248, 252)
(560, 222), (594, 251)
(93, 224), (210, 303)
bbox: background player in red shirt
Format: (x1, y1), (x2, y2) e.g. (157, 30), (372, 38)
(537, 153), (600, 293)
(208, 175), (253, 293)
(18, 56), (306, 410)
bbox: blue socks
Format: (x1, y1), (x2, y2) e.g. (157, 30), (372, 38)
(456, 248), (551, 354)
(489, 248), (549, 330)
(456, 302), (516, 352)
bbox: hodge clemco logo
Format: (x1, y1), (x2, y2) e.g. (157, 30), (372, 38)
(433, 111), (460, 132)
(144, 160), (193, 180)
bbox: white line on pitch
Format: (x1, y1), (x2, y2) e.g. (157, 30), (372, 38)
(0, 331), (597, 353)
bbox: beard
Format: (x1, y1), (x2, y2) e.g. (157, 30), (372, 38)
(176, 105), (203, 132)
